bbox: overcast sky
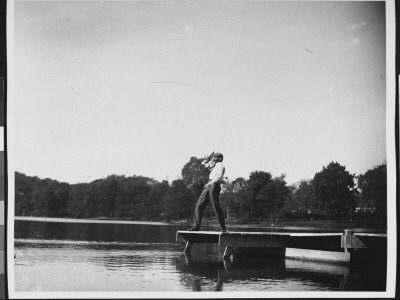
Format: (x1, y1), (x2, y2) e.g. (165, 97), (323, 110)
(12, 0), (387, 185)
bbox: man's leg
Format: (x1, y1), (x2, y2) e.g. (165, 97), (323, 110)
(191, 187), (210, 230)
(209, 183), (227, 231)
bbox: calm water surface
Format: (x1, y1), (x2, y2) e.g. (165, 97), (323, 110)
(14, 218), (386, 292)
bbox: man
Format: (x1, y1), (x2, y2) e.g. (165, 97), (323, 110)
(188, 152), (227, 232)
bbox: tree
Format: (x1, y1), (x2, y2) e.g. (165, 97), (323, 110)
(232, 177), (249, 220)
(256, 175), (290, 222)
(220, 177), (249, 220)
(15, 172), (38, 216)
(312, 162), (356, 221)
(126, 175), (154, 219)
(82, 180), (101, 218)
(181, 156), (209, 198)
(50, 182), (70, 217)
(67, 183), (88, 218)
(280, 184), (297, 219)
(282, 180), (315, 220)
(97, 175), (120, 218)
(246, 171), (272, 220)
(162, 179), (194, 221)
(220, 179), (234, 220)
(143, 180), (170, 220)
(358, 163), (387, 221)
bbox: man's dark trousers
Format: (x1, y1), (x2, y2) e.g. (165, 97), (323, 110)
(192, 182), (226, 230)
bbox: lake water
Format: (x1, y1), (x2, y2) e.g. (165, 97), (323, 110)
(13, 217), (387, 294)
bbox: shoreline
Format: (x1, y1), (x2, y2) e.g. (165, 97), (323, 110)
(14, 215), (387, 231)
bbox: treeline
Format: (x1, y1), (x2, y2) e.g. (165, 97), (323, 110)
(15, 157), (387, 226)
(221, 162), (386, 224)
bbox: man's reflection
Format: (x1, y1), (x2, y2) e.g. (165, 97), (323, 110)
(175, 251), (352, 291)
(192, 277), (201, 291)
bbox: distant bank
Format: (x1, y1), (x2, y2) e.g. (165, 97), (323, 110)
(13, 215), (386, 232)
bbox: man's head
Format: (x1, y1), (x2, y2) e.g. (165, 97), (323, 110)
(213, 153), (223, 162)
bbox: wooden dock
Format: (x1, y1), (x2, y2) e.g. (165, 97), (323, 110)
(176, 230), (387, 263)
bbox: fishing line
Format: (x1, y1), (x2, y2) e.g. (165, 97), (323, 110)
(149, 81), (229, 154)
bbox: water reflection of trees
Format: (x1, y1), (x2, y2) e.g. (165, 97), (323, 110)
(15, 221), (186, 243)
(84, 244), (180, 268)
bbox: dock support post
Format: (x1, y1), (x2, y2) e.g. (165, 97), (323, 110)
(343, 230), (352, 253)
(184, 242), (193, 254)
(223, 247), (238, 260)
(341, 229), (367, 253)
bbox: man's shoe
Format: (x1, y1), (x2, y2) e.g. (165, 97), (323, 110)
(187, 227), (199, 231)
(221, 228), (227, 233)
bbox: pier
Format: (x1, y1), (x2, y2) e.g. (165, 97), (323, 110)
(176, 230), (387, 263)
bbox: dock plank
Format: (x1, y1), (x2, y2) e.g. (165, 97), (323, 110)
(220, 234), (288, 248)
(176, 231), (220, 243)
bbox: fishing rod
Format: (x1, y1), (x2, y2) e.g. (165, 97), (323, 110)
(148, 81), (229, 172)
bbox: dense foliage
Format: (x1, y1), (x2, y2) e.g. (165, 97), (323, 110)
(312, 162), (357, 221)
(357, 163), (387, 219)
(15, 158), (387, 225)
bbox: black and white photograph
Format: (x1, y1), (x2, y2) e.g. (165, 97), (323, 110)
(7, 0), (396, 298)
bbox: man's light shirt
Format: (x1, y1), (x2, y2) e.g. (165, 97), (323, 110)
(208, 162), (225, 184)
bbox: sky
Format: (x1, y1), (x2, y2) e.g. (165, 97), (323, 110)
(11, 0), (387, 185)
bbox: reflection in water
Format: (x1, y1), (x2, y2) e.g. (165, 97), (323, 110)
(175, 252), (348, 291)
(176, 244), (386, 291)
(15, 240), (185, 291)
(14, 219), (386, 292)
(15, 221), (186, 243)
(174, 243), (386, 292)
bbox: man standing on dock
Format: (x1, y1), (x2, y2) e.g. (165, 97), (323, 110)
(188, 152), (227, 232)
